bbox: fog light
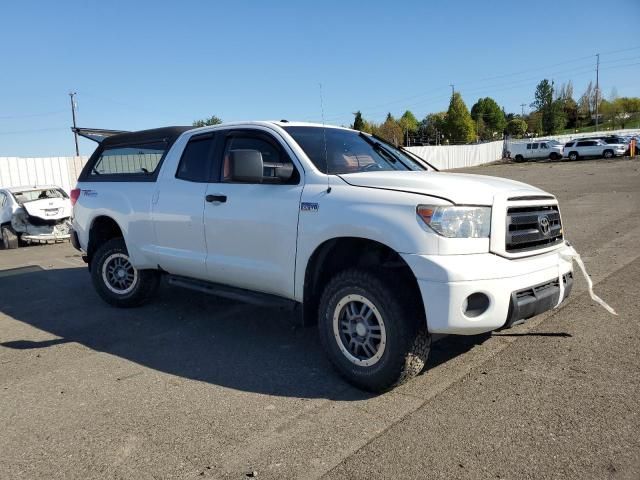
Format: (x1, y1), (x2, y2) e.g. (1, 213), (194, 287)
(462, 293), (490, 318)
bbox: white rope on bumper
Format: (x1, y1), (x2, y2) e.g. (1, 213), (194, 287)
(558, 245), (617, 316)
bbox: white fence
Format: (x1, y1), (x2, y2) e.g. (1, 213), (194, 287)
(0, 156), (89, 194)
(406, 141), (505, 170)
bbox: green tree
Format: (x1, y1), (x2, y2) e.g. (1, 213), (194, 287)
(398, 110), (419, 144)
(557, 81), (578, 129)
(531, 79), (553, 112)
(376, 113), (404, 145)
(352, 111), (365, 131)
(193, 115), (223, 127)
(444, 92), (476, 144)
(531, 80), (565, 134)
(506, 118), (528, 137)
(470, 97), (506, 140)
(526, 111), (543, 136)
(419, 112), (447, 144)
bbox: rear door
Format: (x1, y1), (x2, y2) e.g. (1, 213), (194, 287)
(151, 132), (216, 279)
(203, 128), (304, 299)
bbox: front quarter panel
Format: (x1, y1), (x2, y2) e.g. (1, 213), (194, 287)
(294, 179), (490, 301)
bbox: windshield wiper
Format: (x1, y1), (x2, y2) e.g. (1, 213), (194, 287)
(358, 132), (397, 164)
(397, 145), (439, 172)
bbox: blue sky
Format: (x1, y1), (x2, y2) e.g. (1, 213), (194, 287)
(1, 0), (639, 156)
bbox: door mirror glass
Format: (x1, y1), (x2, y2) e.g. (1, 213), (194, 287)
(275, 163), (294, 181)
(230, 149), (264, 183)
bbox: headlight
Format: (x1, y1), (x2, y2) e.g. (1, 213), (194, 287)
(417, 205), (491, 238)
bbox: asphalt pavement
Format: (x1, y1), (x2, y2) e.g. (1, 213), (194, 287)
(1, 157), (639, 479)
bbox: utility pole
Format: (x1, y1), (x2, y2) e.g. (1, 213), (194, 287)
(520, 103), (526, 117)
(595, 53), (600, 131)
(449, 84), (455, 98)
(69, 92), (79, 156)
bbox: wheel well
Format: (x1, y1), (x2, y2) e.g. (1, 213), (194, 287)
(302, 237), (424, 326)
(87, 216), (123, 266)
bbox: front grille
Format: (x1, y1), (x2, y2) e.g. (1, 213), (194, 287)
(506, 205), (563, 252)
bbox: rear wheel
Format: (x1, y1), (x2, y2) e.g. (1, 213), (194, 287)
(603, 149), (614, 159)
(318, 268), (430, 392)
(90, 237), (160, 307)
(514, 154), (525, 163)
(568, 151), (579, 161)
(1, 226), (19, 249)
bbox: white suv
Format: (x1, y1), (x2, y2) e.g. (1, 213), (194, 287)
(563, 139), (626, 160)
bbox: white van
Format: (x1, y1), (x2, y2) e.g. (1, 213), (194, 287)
(509, 140), (564, 162)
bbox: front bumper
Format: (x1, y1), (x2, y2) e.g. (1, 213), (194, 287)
(402, 243), (575, 335)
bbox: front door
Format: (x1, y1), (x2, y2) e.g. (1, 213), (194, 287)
(203, 128), (303, 299)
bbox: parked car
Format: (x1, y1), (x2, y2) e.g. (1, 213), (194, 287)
(510, 140), (564, 162)
(563, 139), (626, 160)
(71, 122), (574, 392)
(0, 185), (72, 249)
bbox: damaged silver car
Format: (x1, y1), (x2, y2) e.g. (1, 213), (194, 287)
(0, 186), (72, 249)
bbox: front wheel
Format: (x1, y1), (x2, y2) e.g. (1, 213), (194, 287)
(318, 269), (430, 392)
(603, 149), (614, 159)
(90, 237), (160, 307)
(568, 152), (579, 161)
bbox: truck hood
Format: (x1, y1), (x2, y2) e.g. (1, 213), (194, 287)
(338, 171), (551, 205)
(22, 198), (71, 221)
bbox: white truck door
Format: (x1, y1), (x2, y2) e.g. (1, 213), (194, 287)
(150, 132), (216, 279)
(203, 129), (303, 299)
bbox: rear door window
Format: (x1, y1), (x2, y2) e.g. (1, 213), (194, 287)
(531, 143), (539, 149)
(176, 134), (216, 182)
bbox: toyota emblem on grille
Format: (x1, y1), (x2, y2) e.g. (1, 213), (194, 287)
(538, 215), (551, 236)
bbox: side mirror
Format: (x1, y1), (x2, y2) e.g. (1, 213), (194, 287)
(230, 149), (263, 183)
(275, 163), (294, 182)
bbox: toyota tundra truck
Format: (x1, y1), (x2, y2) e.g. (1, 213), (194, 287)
(71, 121), (574, 392)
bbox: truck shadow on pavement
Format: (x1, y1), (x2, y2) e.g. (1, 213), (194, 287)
(0, 267), (489, 400)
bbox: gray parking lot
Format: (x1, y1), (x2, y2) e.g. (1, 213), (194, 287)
(1, 158), (639, 479)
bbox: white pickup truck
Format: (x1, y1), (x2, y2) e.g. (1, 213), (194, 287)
(71, 122), (574, 392)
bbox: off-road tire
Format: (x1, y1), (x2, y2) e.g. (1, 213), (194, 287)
(318, 268), (430, 392)
(514, 154), (525, 163)
(603, 149), (614, 159)
(90, 237), (159, 308)
(1, 226), (19, 249)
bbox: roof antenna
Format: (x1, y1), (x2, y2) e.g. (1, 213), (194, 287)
(319, 83), (331, 193)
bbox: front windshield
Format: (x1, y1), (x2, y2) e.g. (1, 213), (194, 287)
(283, 126), (426, 174)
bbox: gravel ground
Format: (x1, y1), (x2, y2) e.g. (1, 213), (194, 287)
(0, 157), (638, 479)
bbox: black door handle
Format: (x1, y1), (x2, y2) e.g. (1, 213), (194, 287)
(206, 194), (227, 203)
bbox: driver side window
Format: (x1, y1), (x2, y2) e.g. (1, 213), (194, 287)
(221, 133), (298, 184)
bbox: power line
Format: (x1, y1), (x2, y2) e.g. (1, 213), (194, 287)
(313, 48), (640, 125)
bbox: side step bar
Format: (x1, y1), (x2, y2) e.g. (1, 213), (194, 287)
(166, 274), (297, 309)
